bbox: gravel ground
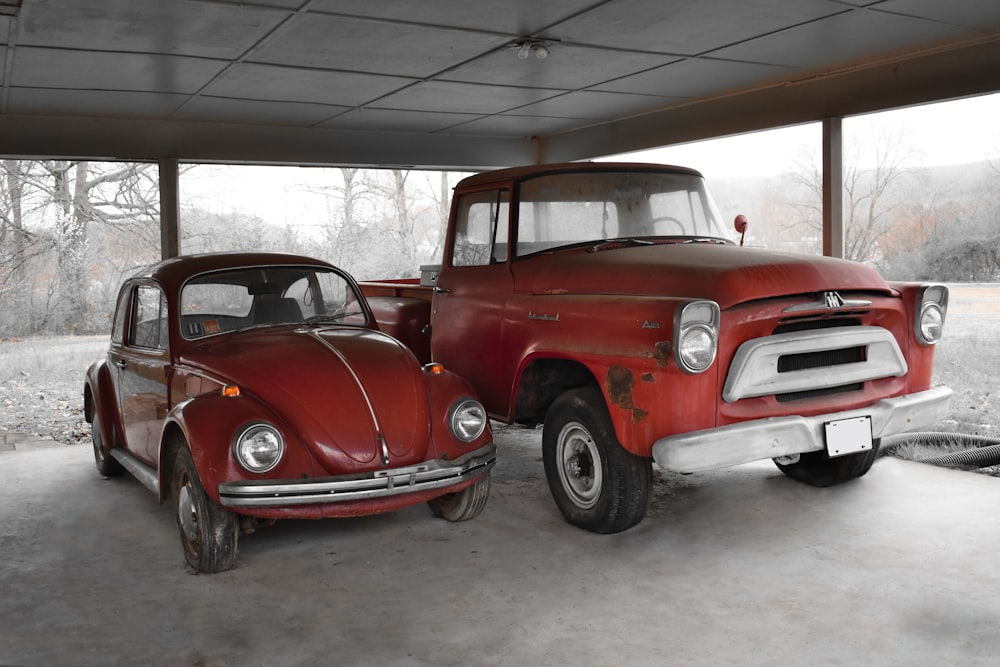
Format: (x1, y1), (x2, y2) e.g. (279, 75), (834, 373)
(0, 336), (105, 446)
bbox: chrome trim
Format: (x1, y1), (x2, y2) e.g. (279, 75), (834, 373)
(723, 325), (907, 403)
(653, 386), (952, 473)
(783, 294), (871, 313)
(109, 448), (160, 495)
(218, 443), (496, 508)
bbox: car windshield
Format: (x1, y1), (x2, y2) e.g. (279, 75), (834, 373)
(179, 265), (368, 339)
(515, 170), (733, 256)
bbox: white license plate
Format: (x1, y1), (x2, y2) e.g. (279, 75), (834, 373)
(824, 416), (873, 457)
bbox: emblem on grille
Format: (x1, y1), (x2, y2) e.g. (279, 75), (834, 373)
(824, 291), (845, 308)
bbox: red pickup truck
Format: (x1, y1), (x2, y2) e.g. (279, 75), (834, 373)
(360, 162), (952, 534)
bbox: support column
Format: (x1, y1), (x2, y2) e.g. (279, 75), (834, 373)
(822, 117), (844, 259)
(158, 157), (180, 260)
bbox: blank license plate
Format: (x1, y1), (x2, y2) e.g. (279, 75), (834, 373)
(824, 416), (873, 457)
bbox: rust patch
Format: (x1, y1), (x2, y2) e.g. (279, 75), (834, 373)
(641, 373), (655, 383)
(606, 366), (649, 423)
(606, 366), (635, 410)
(653, 340), (672, 367)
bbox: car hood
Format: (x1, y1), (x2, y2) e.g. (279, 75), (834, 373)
(514, 243), (892, 308)
(180, 326), (430, 472)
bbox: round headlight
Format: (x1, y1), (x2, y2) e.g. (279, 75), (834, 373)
(449, 398), (487, 443)
(919, 302), (944, 344)
(678, 325), (716, 373)
(234, 423), (284, 473)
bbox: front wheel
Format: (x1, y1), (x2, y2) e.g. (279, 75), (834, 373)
(542, 387), (652, 534)
(173, 446), (239, 573)
(427, 473), (491, 521)
(773, 440), (881, 487)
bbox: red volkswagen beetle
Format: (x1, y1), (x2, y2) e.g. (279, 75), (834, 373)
(84, 252), (495, 573)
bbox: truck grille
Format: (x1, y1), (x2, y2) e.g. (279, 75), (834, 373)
(722, 323), (907, 404)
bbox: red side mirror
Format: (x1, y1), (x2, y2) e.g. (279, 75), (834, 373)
(734, 215), (749, 246)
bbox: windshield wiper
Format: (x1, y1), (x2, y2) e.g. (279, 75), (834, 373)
(588, 238), (654, 253)
(304, 310), (364, 325)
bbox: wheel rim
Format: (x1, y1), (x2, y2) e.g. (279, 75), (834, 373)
(556, 421), (602, 509)
(177, 476), (200, 544)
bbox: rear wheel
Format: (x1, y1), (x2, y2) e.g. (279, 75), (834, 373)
(542, 387), (652, 534)
(173, 446), (239, 573)
(427, 473), (491, 521)
(91, 414), (123, 478)
(773, 441), (881, 487)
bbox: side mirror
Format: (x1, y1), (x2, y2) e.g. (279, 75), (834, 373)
(734, 215), (749, 247)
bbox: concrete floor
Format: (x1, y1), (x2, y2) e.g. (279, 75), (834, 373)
(1, 426), (999, 667)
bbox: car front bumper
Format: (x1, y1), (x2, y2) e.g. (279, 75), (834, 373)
(652, 386), (953, 473)
(218, 443), (496, 508)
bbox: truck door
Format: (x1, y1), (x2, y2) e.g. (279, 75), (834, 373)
(431, 187), (513, 415)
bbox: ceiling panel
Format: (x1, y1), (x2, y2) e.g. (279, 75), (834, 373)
(0, 0), (997, 167)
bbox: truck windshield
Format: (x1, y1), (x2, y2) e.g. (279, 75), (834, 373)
(515, 170), (732, 256)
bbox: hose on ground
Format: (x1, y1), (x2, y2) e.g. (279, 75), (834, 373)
(880, 432), (1000, 471)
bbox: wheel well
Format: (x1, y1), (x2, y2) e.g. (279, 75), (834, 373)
(513, 358), (599, 425)
(159, 422), (187, 501)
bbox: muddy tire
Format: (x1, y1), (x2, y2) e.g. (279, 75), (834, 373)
(173, 446), (239, 573)
(427, 473), (491, 521)
(91, 414), (123, 478)
(773, 441), (881, 487)
(542, 387), (652, 534)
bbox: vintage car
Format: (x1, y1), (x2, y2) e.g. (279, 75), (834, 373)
(84, 252), (495, 573)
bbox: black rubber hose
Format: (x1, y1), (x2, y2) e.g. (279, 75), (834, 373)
(880, 432), (1000, 470)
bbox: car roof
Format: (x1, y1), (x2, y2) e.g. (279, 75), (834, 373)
(130, 252), (337, 293)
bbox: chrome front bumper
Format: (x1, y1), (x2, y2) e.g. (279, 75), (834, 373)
(652, 386), (953, 474)
(218, 443), (496, 508)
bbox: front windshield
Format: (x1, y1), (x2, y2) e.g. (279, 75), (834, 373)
(516, 170), (731, 256)
(179, 265), (368, 339)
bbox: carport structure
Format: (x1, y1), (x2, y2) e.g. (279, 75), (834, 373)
(2, 0), (1000, 257)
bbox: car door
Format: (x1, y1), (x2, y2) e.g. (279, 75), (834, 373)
(111, 282), (170, 466)
(431, 187), (513, 416)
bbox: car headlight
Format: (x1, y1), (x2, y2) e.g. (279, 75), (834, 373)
(233, 422), (284, 473)
(448, 398), (487, 443)
(915, 284), (948, 346)
(674, 300), (720, 374)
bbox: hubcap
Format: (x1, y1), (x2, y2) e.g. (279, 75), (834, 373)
(556, 422), (603, 509)
(178, 483), (199, 542)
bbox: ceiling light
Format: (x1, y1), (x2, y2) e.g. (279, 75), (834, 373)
(509, 38), (553, 61)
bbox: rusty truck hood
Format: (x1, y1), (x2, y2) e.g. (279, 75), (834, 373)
(514, 242), (891, 308)
(179, 326), (430, 472)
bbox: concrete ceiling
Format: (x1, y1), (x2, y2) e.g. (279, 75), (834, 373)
(1, 0), (999, 169)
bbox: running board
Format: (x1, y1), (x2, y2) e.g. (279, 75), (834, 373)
(109, 448), (160, 495)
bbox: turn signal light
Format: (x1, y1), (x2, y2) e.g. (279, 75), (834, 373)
(222, 385), (241, 397)
(422, 362), (446, 375)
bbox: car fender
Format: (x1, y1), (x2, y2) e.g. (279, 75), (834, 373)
(84, 358), (120, 450)
(159, 393), (316, 505)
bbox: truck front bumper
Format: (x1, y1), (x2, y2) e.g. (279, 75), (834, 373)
(652, 386), (953, 474)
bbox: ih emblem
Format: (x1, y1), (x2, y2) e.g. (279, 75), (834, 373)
(824, 291), (845, 308)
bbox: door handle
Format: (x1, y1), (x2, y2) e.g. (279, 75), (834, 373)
(114, 360), (127, 369)
(433, 286), (451, 294)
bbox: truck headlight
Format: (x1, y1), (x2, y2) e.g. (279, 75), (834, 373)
(233, 422), (284, 473)
(915, 284), (948, 346)
(675, 300), (720, 374)
(449, 398), (487, 443)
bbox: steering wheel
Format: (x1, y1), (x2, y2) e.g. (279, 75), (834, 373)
(649, 216), (686, 235)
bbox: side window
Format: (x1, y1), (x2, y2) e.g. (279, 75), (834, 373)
(111, 288), (130, 345)
(130, 285), (168, 351)
(452, 189), (509, 267)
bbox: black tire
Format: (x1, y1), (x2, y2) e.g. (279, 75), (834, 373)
(773, 440), (881, 487)
(542, 387), (652, 534)
(172, 446), (239, 573)
(91, 413), (123, 478)
(427, 473), (491, 521)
